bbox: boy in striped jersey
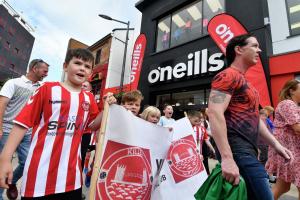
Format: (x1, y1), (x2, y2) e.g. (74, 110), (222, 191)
(0, 48), (115, 199)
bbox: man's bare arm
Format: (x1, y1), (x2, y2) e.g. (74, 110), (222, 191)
(208, 90), (240, 185)
(208, 90), (231, 158)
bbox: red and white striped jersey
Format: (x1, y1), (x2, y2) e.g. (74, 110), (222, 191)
(193, 125), (209, 154)
(14, 82), (99, 197)
(89, 131), (97, 146)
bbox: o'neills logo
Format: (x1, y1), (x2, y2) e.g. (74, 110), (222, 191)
(208, 13), (247, 54)
(148, 49), (224, 84)
(96, 140), (152, 200)
(130, 43), (143, 83)
(167, 135), (204, 183)
(130, 34), (146, 90)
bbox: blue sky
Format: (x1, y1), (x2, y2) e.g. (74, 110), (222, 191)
(5, 0), (142, 81)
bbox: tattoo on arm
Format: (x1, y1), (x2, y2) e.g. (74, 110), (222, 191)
(209, 91), (226, 103)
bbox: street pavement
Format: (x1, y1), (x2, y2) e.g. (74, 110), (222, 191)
(1, 156), (298, 199)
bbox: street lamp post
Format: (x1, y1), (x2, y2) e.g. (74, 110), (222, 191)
(98, 14), (130, 92)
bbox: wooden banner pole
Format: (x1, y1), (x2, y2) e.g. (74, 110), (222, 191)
(89, 102), (109, 200)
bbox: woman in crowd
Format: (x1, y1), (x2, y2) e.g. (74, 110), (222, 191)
(266, 79), (300, 200)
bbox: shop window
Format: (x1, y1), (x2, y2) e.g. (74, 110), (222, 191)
(155, 89), (210, 109)
(170, 1), (202, 47)
(286, 0), (300, 36)
(296, 74), (300, 81)
(205, 89), (211, 105)
(173, 90), (205, 106)
(202, 0), (225, 34)
(95, 49), (102, 64)
(155, 0), (224, 52)
(156, 94), (171, 108)
(156, 16), (171, 52)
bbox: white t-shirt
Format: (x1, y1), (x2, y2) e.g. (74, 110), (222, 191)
(0, 75), (40, 134)
(158, 116), (175, 127)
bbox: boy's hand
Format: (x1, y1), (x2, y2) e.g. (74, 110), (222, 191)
(0, 158), (13, 189)
(103, 92), (117, 105)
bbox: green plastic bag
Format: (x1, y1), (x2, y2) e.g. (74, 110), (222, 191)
(194, 163), (247, 200)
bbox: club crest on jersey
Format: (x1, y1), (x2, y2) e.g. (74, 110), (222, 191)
(82, 101), (90, 111)
(167, 135), (204, 183)
(96, 140), (152, 200)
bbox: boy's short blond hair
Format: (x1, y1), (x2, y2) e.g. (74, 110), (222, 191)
(140, 106), (161, 121)
(121, 90), (144, 104)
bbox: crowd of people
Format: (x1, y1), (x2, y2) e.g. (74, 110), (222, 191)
(0, 34), (299, 200)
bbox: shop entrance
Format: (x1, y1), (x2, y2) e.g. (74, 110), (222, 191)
(155, 89), (210, 120)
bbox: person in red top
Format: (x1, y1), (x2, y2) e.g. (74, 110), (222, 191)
(187, 110), (215, 175)
(0, 48), (116, 199)
(207, 34), (293, 200)
(80, 81), (93, 170)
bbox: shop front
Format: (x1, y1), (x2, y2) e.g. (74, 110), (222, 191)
(136, 0), (272, 118)
(269, 51), (300, 107)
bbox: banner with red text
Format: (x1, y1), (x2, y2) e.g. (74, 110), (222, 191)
(151, 118), (208, 200)
(130, 34), (146, 90)
(208, 13), (271, 107)
(102, 34), (147, 95)
(94, 105), (172, 200)
(93, 105), (207, 200)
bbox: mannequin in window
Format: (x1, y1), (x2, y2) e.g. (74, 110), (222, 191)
(185, 17), (192, 35)
(174, 27), (182, 45)
(162, 31), (169, 49)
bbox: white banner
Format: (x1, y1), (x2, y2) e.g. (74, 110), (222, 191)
(95, 105), (172, 200)
(94, 105), (207, 200)
(151, 118), (208, 200)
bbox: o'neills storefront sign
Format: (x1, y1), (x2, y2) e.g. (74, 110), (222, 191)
(148, 49), (225, 84)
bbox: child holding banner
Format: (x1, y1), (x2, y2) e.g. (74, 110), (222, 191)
(140, 106), (161, 124)
(121, 90), (144, 116)
(85, 90), (144, 189)
(0, 48), (115, 200)
(187, 111), (215, 160)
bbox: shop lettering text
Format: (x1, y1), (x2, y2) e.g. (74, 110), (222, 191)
(130, 43), (142, 83)
(148, 49), (224, 84)
(215, 23), (234, 44)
